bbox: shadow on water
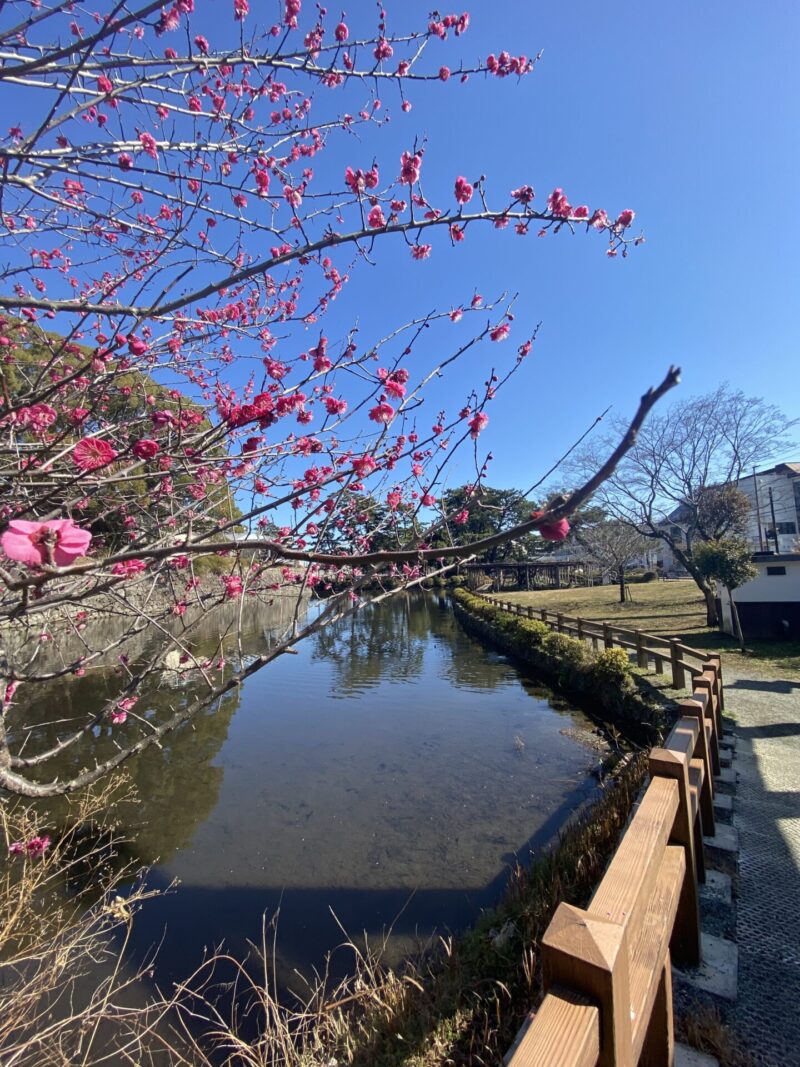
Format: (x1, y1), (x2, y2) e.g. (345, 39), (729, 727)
(15, 592), (604, 1002)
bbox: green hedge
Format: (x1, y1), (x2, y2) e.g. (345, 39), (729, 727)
(452, 589), (671, 744)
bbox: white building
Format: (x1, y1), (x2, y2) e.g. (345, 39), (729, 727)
(735, 462), (800, 554)
(717, 553), (800, 640)
(656, 461), (800, 574)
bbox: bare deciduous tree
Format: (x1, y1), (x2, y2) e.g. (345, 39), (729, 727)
(571, 385), (795, 624)
(573, 519), (651, 602)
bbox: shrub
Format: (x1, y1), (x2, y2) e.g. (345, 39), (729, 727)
(641, 570), (657, 582)
(516, 619), (551, 646)
(542, 631), (590, 669)
(592, 647), (634, 686)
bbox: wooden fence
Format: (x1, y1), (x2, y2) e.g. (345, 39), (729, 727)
(483, 595), (723, 698)
(477, 595), (726, 1067)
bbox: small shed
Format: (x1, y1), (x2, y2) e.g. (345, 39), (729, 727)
(717, 553), (800, 640)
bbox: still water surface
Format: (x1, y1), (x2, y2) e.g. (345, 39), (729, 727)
(24, 592), (602, 988)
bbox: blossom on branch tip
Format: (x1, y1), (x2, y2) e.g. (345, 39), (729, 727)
(529, 511), (570, 541)
(73, 438), (118, 471)
(616, 209), (635, 228)
(468, 412), (489, 438)
(400, 151), (422, 185)
(352, 455), (377, 477)
(511, 184), (535, 204)
(2, 520), (92, 566)
(222, 575), (244, 598)
(454, 176), (473, 205)
(112, 559), (148, 578)
(374, 38), (394, 61)
(547, 188), (571, 218)
(138, 131), (158, 159)
(132, 439), (160, 460)
(369, 402), (395, 424)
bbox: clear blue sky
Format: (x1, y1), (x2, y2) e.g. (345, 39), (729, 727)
(6, 1), (799, 497)
(303, 0), (800, 491)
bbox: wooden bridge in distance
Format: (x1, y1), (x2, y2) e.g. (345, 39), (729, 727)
(462, 559), (593, 591)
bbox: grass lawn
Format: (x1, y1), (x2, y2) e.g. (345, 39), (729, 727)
(487, 579), (800, 678)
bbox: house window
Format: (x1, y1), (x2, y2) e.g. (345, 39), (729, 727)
(765, 522), (797, 537)
(766, 566), (787, 576)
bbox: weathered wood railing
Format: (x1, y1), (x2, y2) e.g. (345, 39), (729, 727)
(481, 594), (724, 700)
(480, 595), (726, 1066)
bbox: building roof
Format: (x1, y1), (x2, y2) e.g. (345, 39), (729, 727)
(753, 461), (800, 478)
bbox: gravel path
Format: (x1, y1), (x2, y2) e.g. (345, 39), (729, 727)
(725, 664), (800, 1066)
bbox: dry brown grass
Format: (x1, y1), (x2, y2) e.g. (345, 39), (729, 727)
(1, 757), (648, 1067)
(491, 579), (800, 677)
(0, 783), (192, 1066)
(677, 1003), (755, 1067)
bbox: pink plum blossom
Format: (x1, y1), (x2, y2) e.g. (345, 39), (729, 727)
(132, 439), (159, 460)
(468, 412), (489, 438)
(111, 559), (148, 578)
(73, 438), (118, 470)
(454, 175), (473, 205)
(529, 511), (571, 541)
(400, 151), (422, 185)
(2, 519), (92, 566)
(369, 402), (395, 424)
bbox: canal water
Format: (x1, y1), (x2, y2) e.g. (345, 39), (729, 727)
(16, 591), (603, 992)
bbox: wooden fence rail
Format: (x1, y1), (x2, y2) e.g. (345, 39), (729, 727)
(476, 595), (726, 1067)
(480, 595), (724, 700)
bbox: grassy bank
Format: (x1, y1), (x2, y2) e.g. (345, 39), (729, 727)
(485, 579), (800, 677)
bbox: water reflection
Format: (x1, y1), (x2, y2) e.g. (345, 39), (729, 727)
(18, 592), (602, 991)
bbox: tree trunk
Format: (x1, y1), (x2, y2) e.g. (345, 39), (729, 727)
(618, 565), (626, 603)
(728, 585), (746, 651)
(670, 542), (719, 626)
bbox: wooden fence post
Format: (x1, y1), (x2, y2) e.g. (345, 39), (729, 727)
(540, 608), (547, 623)
(635, 631), (648, 669)
(557, 612), (564, 634)
(527, 605), (534, 619)
(649, 745), (702, 967)
(640, 953), (674, 1067)
(705, 653), (725, 711)
(693, 675), (721, 774)
(577, 618), (584, 643)
(677, 698), (715, 839)
(603, 622), (613, 650)
(542, 902), (634, 1067)
(669, 639), (685, 690)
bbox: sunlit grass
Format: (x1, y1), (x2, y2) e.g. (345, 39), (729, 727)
(488, 579), (800, 677)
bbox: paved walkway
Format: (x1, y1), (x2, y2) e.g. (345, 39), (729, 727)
(725, 664), (800, 1066)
